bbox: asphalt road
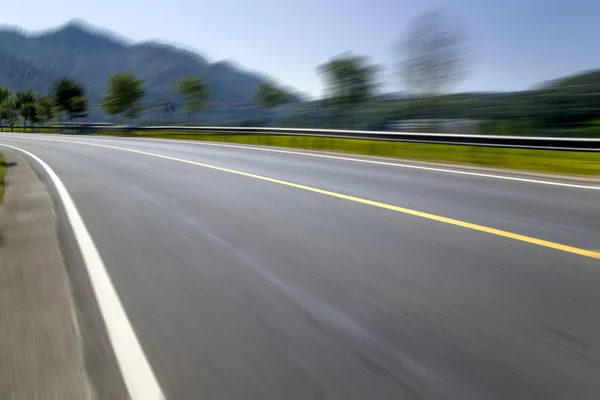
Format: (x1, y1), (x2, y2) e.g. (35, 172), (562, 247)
(1, 132), (599, 400)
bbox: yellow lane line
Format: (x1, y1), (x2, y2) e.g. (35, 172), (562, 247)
(31, 139), (600, 260)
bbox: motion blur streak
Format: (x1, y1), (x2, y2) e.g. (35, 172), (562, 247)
(0, 144), (166, 400)
(1, 133), (599, 399)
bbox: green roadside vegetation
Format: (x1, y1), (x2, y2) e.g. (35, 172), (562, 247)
(10, 127), (79, 134)
(91, 130), (599, 176)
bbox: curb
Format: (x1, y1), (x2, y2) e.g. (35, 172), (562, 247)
(0, 149), (95, 400)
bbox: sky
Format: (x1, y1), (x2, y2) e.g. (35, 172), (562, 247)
(2, 0), (599, 98)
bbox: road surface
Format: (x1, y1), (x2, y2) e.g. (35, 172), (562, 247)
(1, 132), (599, 399)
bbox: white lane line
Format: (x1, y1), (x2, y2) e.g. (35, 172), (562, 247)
(74, 134), (600, 191)
(4, 139), (599, 259)
(0, 144), (166, 400)
(2, 133), (599, 190)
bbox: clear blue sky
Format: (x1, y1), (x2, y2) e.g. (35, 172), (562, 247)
(3, 0), (599, 97)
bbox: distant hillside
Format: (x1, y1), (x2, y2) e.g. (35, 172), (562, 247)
(0, 20), (299, 122)
(535, 69), (600, 90)
(0, 50), (61, 92)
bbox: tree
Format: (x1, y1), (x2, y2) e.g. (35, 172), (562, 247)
(0, 87), (9, 129)
(37, 96), (56, 124)
(15, 89), (35, 109)
(256, 79), (290, 109)
(255, 79), (291, 126)
(15, 89), (36, 131)
(175, 76), (210, 125)
(19, 103), (39, 131)
(70, 96), (88, 120)
(0, 87), (8, 104)
(101, 72), (146, 122)
(397, 9), (468, 96)
(318, 53), (376, 127)
(0, 97), (18, 132)
(52, 78), (88, 121)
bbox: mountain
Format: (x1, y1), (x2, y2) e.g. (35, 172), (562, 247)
(0, 50), (62, 92)
(0, 20), (298, 123)
(532, 69), (600, 91)
(375, 92), (407, 100)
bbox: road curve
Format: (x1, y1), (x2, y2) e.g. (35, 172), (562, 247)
(1, 132), (599, 400)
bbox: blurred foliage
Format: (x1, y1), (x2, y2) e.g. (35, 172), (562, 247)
(319, 53), (376, 109)
(0, 87), (8, 104)
(52, 78), (88, 121)
(255, 79), (290, 109)
(13, 89), (37, 130)
(14, 89), (35, 110)
(318, 53), (378, 129)
(0, 96), (18, 130)
(398, 8), (468, 96)
(19, 102), (39, 129)
(37, 96), (57, 123)
(69, 96), (88, 120)
(101, 72), (146, 121)
(175, 76), (211, 125)
(280, 73), (600, 137)
(0, 85), (66, 129)
(255, 79), (291, 126)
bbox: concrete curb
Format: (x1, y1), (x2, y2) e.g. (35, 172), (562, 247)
(0, 149), (96, 400)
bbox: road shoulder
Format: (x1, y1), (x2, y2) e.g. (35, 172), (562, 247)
(0, 149), (95, 399)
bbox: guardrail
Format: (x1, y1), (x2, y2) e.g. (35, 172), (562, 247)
(5, 125), (600, 151)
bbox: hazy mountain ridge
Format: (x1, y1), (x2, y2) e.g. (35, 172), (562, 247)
(0, 20), (289, 122)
